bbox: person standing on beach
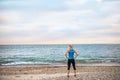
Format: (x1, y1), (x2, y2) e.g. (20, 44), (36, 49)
(65, 44), (78, 77)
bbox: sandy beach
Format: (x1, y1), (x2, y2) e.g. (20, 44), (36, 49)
(0, 63), (120, 80)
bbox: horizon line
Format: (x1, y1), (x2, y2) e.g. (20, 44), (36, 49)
(0, 43), (120, 45)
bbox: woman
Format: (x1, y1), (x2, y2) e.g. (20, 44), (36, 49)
(65, 44), (78, 77)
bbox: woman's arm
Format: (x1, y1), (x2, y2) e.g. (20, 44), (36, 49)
(65, 50), (69, 59)
(74, 50), (78, 59)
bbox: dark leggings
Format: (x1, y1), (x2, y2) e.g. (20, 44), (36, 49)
(67, 59), (76, 70)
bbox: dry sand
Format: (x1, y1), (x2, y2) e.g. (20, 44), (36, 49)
(0, 64), (120, 80)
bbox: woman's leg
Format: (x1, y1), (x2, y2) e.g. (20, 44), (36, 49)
(67, 59), (71, 76)
(72, 59), (76, 76)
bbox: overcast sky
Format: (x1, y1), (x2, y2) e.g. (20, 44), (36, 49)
(0, 0), (120, 44)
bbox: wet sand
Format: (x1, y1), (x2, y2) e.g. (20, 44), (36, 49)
(0, 64), (120, 80)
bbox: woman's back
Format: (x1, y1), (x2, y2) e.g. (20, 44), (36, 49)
(68, 49), (74, 59)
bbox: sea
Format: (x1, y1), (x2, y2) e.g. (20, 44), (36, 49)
(0, 44), (120, 66)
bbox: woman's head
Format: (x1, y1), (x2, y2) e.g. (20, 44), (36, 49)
(69, 44), (73, 49)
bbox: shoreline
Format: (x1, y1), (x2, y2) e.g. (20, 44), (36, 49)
(0, 62), (120, 68)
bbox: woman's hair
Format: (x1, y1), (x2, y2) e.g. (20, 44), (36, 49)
(69, 44), (73, 48)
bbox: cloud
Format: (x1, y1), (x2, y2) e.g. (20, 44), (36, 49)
(0, 0), (120, 44)
(1, 9), (120, 44)
(0, 11), (23, 25)
(0, 17), (5, 24)
(65, 0), (89, 6)
(1, 0), (66, 12)
(96, 0), (102, 3)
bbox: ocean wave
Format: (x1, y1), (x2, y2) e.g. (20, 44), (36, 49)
(1, 59), (120, 66)
(1, 62), (51, 66)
